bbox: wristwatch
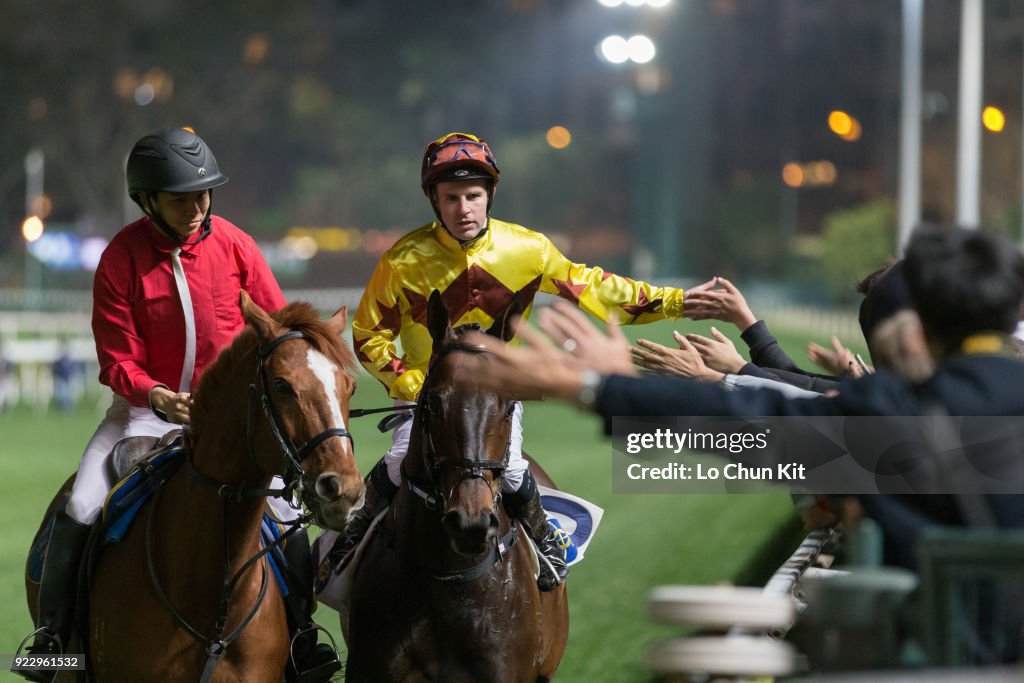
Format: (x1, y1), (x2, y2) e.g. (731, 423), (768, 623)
(573, 370), (605, 410)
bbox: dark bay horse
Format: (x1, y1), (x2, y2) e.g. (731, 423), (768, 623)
(26, 293), (364, 682)
(345, 291), (569, 683)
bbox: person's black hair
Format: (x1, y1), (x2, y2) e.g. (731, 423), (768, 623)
(903, 225), (1024, 348)
(857, 259), (912, 343)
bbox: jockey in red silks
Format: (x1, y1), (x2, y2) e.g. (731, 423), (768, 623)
(17, 128), (337, 683)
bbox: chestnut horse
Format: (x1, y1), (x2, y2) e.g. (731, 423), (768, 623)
(26, 294), (364, 682)
(345, 291), (569, 682)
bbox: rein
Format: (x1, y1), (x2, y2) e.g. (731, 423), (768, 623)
(405, 479), (521, 584)
(154, 328), (352, 681)
(144, 485), (305, 682)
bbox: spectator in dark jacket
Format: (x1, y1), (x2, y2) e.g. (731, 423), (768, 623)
(456, 225), (1024, 551)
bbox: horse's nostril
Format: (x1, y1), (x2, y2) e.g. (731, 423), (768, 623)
(442, 510), (464, 532)
(488, 512), (499, 531)
(315, 472), (342, 501)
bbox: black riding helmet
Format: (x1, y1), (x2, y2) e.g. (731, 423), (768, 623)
(127, 127), (228, 244)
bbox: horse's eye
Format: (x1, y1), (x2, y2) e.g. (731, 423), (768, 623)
(273, 378), (296, 396)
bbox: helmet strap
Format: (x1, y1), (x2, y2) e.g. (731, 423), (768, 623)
(428, 184), (495, 245)
(138, 191), (214, 248)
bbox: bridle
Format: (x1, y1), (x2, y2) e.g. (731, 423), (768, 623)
(249, 329), (355, 499)
(185, 329), (355, 503)
(154, 328), (355, 681)
(406, 338), (513, 513)
(403, 333), (521, 583)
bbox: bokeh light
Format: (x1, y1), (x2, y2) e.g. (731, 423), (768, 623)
(599, 34), (656, 64)
(982, 106), (1005, 132)
(600, 35), (630, 64)
(628, 35), (656, 64)
(828, 110), (853, 137)
(840, 118), (862, 142)
(546, 126), (572, 149)
(22, 216), (44, 243)
(782, 163), (804, 188)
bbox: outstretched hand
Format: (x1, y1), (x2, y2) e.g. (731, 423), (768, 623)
(632, 331), (724, 383)
(806, 336), (864, 378)
(535, 301), (635, 375)
(683, 276), (757, 332)
(454, 301), (636, 402)
(684, 327), (747, 374)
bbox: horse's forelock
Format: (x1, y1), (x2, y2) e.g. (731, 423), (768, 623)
(271, 302), (361, 377)
(193, 302), (357, 436)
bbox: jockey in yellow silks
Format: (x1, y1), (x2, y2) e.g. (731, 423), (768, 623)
(354, 218), (685, 402)
(341, 132), (689, 591)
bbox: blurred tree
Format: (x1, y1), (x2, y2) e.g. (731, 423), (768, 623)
(698, 175), (786, 279)
(820, 199), (895, 302)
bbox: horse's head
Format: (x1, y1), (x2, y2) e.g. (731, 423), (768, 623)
(235, 292), (364, 529)
(412, 290), (524, 556)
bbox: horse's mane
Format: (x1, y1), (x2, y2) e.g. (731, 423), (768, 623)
(270, 302), (360, 377)
(191, 301), (359, 440)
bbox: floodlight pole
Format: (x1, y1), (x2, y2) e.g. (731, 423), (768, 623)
(955, 0), (984, 228)
(24, 148), (44, 310)
(898, 0), (923, 255)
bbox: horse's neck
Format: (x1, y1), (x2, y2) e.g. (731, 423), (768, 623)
(401, 416), (433, 483)
(172, 426), (273, 563)
(190, 410), (266, 484)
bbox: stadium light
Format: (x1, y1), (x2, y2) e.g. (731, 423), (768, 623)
(628, 35), (656, 64)
(599, 34), (656, 64)
(600, 35), (631, 64)
(596, 0), (672, 6)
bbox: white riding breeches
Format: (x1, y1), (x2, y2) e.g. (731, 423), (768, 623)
(66, 394), (173, 524)
(382, 400), (527, 493)
(65, 393), (298, 525)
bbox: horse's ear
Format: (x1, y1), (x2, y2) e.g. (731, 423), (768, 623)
(486, 290), (526, 342)
(327, 305), (348, 336)
(427, 290), (454, 350)
(240, 290), (281, 340)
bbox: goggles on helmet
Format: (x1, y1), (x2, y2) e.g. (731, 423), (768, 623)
(421, 132), (500, 191)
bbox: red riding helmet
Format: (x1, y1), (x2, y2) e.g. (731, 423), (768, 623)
(420, 132), (500, 194)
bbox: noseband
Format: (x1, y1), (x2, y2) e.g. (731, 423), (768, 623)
(408, 338), (514, 513)
(250, 330), (354, 498)
(187, 329), (355, 504)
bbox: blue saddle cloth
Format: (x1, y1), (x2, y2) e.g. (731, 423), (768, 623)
(29, 447), (288, 595)
(103, 447), (185, 543)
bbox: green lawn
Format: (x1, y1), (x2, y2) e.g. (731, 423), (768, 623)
(0, 316), (835, 682)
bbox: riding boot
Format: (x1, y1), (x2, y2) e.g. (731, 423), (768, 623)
(505, 471), (568, 592)
(282, 527), (341, 683)
(15, 510), (91, 683)
(329, 458), (398, 569)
